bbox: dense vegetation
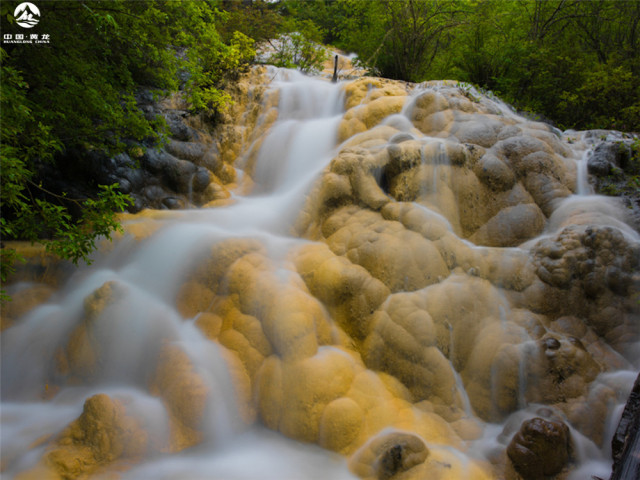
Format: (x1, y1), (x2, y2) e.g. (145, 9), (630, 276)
(0, 0), (254, 294)
(1, 0), (638, 298)
(277, 0), (640, 132)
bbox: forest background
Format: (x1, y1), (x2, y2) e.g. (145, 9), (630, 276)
(1, 0), (639, 296)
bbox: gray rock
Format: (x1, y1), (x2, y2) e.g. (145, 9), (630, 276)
(162, 196), (185, 210)
(165, 158), (197, 194)
(475, 153), (515, 191)
(166, 139), (206, 163)
(141, 148), (170, 174)
(389, 132), (415, 144)
(128, 194), (145, 213)
(588, 143), (615, 176)
(165, 112), (199, 141)
(610, 372), (640, 480)
(116, 178), (132, 194)
(588, 141), (633, 177)
(192, 167), (212, 193)
(143, 185), (168, 202)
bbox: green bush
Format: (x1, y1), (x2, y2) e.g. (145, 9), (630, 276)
(0, 1), (256, 300)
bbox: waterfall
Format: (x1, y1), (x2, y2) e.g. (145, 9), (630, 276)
(2, 69), (638, 480)
(1, 69), (357, 480)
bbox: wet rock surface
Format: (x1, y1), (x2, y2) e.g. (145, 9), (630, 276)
(583, 133), (640, 231)
(88, 92), (221, 212)
(507, 417), (572, 479)
(36, 70), (271, 216)
(611, 372), (640, 480)
(349, 431), (429, 480)
(3, 70), (639, 480)
(14, 394), (151, 480)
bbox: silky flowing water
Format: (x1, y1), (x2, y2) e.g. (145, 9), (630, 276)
(1, 68), (639, 480)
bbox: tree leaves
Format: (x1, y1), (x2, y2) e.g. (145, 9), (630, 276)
(0, 1), (257, 300)
(308, 0), (639, 131)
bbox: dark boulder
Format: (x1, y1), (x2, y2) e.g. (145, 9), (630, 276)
(507, 417), (572, 479)
(610, 371), (640, 480)
(192, 167), (212, 193)
(165, 111), (199, 141)
(166, 139), (207, 163)
(44, 90), (219, 214)
(161, 196), (186, 210)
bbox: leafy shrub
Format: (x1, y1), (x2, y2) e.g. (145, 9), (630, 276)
(268, 32), (329, 74)
(0, 1), (256, 300)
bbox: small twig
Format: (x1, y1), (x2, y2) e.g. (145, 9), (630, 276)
(26, 179), (85, 206)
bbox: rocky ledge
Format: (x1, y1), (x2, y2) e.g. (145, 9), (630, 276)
(584, 131), (640, 231)
(610, 371), (640, 480)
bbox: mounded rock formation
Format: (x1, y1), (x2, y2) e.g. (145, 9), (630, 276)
(3, 69), (639, 480)
(14, 394), (152, 480)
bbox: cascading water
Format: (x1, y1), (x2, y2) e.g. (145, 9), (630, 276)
(2, 68), (639, 480)
(1, 68), (356, 480)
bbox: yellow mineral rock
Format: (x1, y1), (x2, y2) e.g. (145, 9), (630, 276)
(175, 281), (215, 319)
(324, 208), (449, 293)
(6, 67), (638, 480)
(348, 430), (430, 480)
(363, 309), (461, 410)
(218, 308), (271, 379)
(2, 241), (69, 288)
(463, 328), (524, 419)
(260, 290), (321, 361)
(319, 397), (365, 453)
(15, 394), (149, 480)
(151, 343), (209, 451)
(194, 311), (223, 340)
(201, 177), (232, 204)
(254, 355), (284, 431)
(217, 344), (256, 424)
(342, 78), (408, 111)
(338, 95), (407, 143)
(469, 203), (546, 247)
(294, 242), (390, 340)
(348, 427), (493, 480)
(0, 283), (54, 331)
(264, 348), (357, 443)
(54, 281), (127, 382)
(183, 238), (264, 294)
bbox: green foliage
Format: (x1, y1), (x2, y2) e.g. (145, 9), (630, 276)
(269, 32), (329, 74)
(330, 0), (390, 76)
(45, 184), (131, 263)
(0, 59), (131, 287)
(297, 0), (640, 131)
(437, 0), (522, 89)
(277, 0), (336, 43)
(0, 1), (257, 300)
(557, 60), (640, 131)
(268, 17), (330, 74)
(187, 28), (255, 113)
(377, 0), (463, 82)
(450, 0), (640, 131)
(598, 139), (640, 198)
(3, 0), (638, 302)
(218, 0), (283, 45)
